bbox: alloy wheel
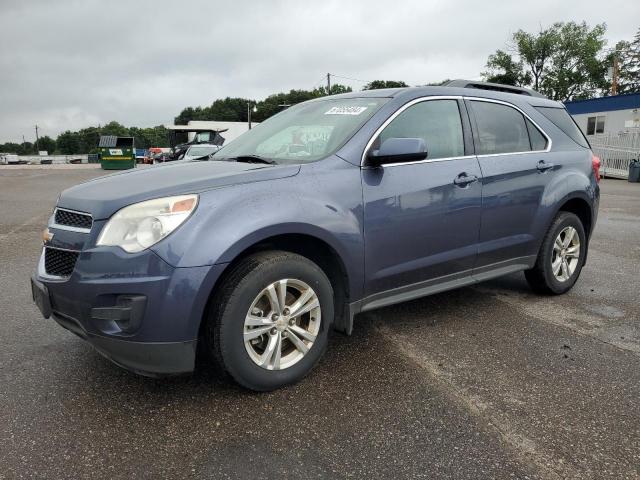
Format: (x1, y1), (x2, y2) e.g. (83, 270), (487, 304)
(243, 278), (321, 370)
(551, 226), (580, 282)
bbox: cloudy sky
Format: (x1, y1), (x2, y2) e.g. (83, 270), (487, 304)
(1, 0), (638, 143)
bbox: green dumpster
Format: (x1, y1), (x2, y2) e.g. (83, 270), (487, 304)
(98, 136), (136, 170)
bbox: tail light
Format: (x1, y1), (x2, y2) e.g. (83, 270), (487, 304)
(591, 154), (601, 183)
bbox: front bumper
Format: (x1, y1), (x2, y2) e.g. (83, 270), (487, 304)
(32, 246), (226, 376)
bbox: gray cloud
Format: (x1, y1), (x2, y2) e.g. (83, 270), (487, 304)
(1, 0), (638, 142)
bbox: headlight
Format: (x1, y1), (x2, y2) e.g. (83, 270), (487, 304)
(97, 194), (198, 253)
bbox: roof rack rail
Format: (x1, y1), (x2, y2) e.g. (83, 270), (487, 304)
(443, 79), (546, 98)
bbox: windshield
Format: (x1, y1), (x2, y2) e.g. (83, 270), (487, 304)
(216, 97), (389, 163)
(186, 146), (218, 157)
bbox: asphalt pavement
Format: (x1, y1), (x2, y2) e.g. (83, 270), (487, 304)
(0, 168), (638, 479)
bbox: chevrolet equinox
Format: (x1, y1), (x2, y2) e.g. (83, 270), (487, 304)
(31, 81), (600, 391)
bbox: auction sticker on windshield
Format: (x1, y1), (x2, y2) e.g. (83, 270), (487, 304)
(324, 106), (368, 115)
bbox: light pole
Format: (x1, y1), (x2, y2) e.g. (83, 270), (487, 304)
(247, 102), (257, 129)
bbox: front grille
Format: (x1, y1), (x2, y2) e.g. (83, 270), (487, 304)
(44, 247), (79, 277)
(54, 208), (93, 230)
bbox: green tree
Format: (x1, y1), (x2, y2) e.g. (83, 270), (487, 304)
(0, 142), (23, 154)
(482, 21), (609, 101)
(56, 131), (80, 154)
(100, 121), (130, 138)
(129, 126), (169, 149)
(482, 50), (531, 86)
(541, 22), (608, 100)
(615, 29), (640, 94)
(77, 126), (101, 153)
(174, 106), (199, 125)
(363, 80), (408, 90)
(510, 27), (558, 91)
(174, 85), (352, 125)
(37, 135), (56, 154)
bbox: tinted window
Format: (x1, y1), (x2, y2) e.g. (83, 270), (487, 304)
(535, 106), (589, 148)
(526, 119), (548, 151)
(471, 101), (531, 155)
(377, 100), (464, 160)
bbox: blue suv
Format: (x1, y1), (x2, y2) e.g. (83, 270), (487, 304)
(31, 81), (600, 391)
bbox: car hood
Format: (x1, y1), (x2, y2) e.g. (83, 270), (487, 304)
(57, 161), (300, 220)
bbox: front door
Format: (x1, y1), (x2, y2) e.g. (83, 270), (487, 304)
(362, 98), (483, 301)
(465, 98), (554, 273)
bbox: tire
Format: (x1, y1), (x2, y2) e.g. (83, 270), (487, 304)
(525, 211), (587, 295)
(206, 251), (334, 391)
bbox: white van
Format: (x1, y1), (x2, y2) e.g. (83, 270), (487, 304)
(0, 153), (19, 165)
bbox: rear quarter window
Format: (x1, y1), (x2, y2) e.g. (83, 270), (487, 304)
(535, 106), (590, 149)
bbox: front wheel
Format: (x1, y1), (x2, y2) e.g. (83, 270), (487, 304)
(525, 212), (586, 295)
(206, 251), (334, 391)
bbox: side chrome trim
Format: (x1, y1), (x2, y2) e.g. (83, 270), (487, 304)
(51, 224), (92, 234)
(360, 95), (464, 167)
(349, 256), (537, 317)
(376, 155), (477, 168)
(360, 95), (553, 167)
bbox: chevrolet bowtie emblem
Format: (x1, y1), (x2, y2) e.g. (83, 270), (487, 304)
(42, 228), (54, 245)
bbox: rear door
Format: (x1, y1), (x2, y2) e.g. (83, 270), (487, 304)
(362, 98), (483, 299)
(465, 98), (553, 275)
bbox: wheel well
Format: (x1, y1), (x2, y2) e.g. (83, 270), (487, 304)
(199, 234), (351, 346)
(559, 198), (592, 237)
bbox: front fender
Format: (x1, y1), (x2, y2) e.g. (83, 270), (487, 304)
(151, 157), (365, 299)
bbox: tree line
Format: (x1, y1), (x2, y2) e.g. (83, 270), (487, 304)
(0, 123), (170, 156)
(2, 21), (637, 155)
(482, 22), (639, 100)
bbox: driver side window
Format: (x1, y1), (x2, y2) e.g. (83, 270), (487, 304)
(378, 100), (465, 160)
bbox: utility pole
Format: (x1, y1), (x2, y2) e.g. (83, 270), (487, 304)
(611, 55), (619, 96)
(247, 102), (257, 130)
(327, 73), (331, 94)
(34, 125), (40, 152)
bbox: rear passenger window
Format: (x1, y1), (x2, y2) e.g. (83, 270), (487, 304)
(526, 119), (548, 151)
(377, 100), (465, 160)
(470, 101), (531, 155)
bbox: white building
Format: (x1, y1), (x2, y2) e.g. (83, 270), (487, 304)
(564, 93), (640, 137)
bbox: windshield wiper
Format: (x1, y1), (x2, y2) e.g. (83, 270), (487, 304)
(225, 155), (276, 165)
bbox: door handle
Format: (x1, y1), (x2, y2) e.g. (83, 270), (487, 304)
(537, 160), (554, 172)
(453, 173), (478, 187)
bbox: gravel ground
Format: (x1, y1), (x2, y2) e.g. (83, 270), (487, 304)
(0, 168), (638, 479)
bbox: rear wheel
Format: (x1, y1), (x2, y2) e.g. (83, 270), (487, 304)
(206, 251), (333, 391)
(525, 212), (586, 294)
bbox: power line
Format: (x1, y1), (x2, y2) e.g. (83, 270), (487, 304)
(313, 75), (328, 89)
(328, 73), (373, 84)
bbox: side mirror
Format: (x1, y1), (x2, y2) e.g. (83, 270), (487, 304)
(366, 137), (427, 166)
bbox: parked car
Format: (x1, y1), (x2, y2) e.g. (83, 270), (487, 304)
(0, 153), (19, 165)
(182, 144), (221, 161)
(169, 128), (226, 161)
(31, 81), (600, 391)
(152, 151), (172, 164)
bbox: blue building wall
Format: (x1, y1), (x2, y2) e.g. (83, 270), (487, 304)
(564, 93), (640, 115)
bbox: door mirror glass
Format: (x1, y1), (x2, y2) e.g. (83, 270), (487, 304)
(367, 137), (427, 166)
